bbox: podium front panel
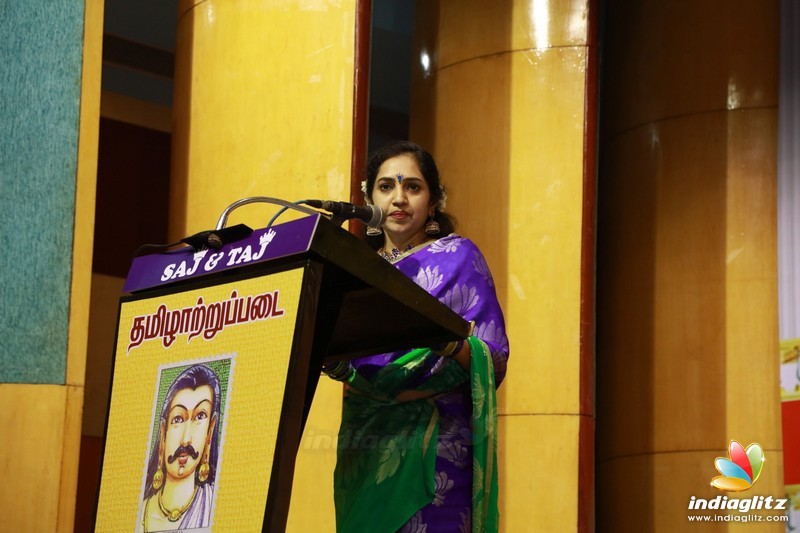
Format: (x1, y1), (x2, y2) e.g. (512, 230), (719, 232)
(95, 267), (304, 532)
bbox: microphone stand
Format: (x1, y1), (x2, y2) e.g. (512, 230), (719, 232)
(215, 196), (319, 230)
(134, 196), (325, 258)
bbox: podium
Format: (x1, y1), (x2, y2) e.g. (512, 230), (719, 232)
(94, 213), (469, 532)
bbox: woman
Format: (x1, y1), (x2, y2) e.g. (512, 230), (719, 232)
(325, 141), (509, 533)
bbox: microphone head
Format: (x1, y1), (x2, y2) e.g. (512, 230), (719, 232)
(366, 205), (385, 227)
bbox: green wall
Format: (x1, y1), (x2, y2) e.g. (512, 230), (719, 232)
(0, 1), (85, 383)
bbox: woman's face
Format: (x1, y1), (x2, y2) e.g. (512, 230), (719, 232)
(371, 154), (434, 246)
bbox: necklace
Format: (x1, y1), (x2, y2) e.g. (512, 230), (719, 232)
(379, 244), (414, 262)
(378, 241), (431, 263)
(158, 485), (199, 522)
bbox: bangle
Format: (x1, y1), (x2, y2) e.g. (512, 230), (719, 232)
(432, 339), (465, 357)
(322, 360), (354, 381)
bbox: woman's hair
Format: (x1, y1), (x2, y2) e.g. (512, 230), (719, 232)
(363, 141), (456, 249)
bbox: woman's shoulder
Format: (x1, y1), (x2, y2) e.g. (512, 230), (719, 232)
(417, 235), (492, 276)
(425, 233), (481, 255)
(409, 234), (497, 290)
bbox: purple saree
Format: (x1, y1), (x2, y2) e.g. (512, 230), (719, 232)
(347, 234), (509, 532)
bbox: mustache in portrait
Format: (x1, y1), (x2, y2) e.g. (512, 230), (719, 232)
(168, 444), (200, 463)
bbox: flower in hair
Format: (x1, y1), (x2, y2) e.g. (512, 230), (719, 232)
(361, 180), (371, 204)
(438, 185), (447, 210)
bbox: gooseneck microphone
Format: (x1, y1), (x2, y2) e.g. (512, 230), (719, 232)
(306, 200), (385, 227)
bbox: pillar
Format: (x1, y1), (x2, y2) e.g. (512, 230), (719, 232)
(597, 1), (782, 530)
(170, 1), (360, 529)
(410, 0), (598, 529)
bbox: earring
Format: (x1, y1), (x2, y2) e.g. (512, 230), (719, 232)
(425, 217), (440, 236)
(197, 457), (210, 483)
(366, 226), (383, 236)
(152, 458), (164, 491)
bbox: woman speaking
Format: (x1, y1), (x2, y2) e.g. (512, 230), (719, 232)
(323, 141), (509, 533)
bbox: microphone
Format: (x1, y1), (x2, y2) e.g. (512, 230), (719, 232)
(306, 200), (384, 227)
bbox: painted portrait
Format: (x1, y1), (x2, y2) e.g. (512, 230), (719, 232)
(138, 358), (232, 532)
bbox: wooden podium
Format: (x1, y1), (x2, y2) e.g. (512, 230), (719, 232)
(94, 213), (469, 532)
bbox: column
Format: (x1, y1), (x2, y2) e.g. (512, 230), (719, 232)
(170, 1), (359, 529)
(410, 0), (598, 529)
(597, 1), (782, 530)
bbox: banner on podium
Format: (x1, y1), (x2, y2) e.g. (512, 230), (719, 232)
(96, 267), (304, 532)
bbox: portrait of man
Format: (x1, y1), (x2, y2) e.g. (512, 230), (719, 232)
(140, 363), (226, 532)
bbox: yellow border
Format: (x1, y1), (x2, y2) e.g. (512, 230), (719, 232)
(59, 0), (104, 530)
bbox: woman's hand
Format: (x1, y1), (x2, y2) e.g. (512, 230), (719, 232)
(432, 338), (471, 370)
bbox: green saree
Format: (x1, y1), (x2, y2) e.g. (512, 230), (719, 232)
(334, 336), (498, 532)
